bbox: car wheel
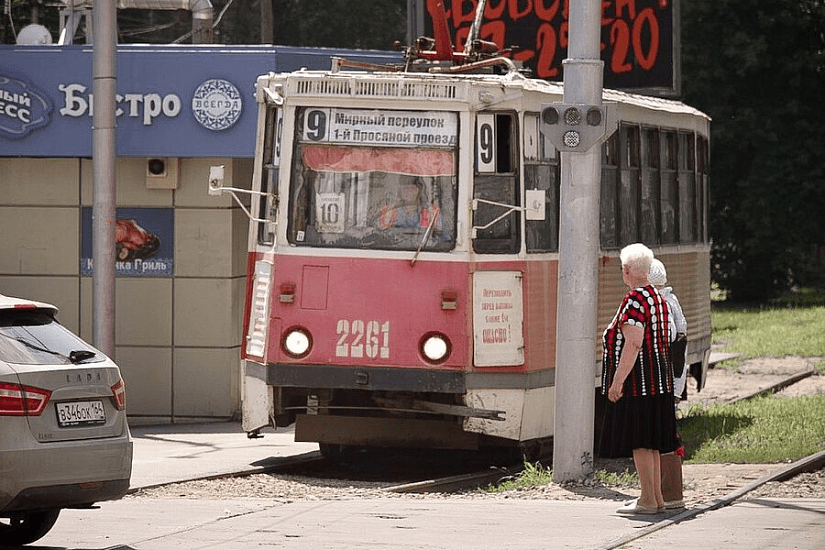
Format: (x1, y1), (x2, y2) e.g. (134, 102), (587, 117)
(0, 508), (61, 545)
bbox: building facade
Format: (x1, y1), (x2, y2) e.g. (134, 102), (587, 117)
(1, 44), (398, 422)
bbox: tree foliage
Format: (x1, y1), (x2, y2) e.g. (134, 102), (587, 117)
(2, 0), (405, 48)
(3, 1), (823, 301)
(680, 0), (825, 300)
(270, 0), (406, 50)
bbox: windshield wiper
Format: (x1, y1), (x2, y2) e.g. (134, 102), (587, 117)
(0, 333), (96, 364)
(411, 209), (440, 266)
(0, 332), (70, 362)
(69, 350), (97, 363)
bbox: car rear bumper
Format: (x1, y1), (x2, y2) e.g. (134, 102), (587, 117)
(1, 479), (131, 513)
(0, 435), (133, 513)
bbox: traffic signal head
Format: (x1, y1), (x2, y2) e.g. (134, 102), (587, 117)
(540, 103), (612, 153)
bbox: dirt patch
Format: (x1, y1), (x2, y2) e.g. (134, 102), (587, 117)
(682, 355), (825, 407)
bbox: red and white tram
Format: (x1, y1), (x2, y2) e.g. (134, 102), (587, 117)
(215, 19), (711, 458)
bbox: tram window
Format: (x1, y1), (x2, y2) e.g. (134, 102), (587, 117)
(697, 135), (710, 243)
(286, 107), (458, 252)
(645, 128), (659, 169)
(664, 131), (678, 170)
(604, 129), (619, 168)
(618, 124), (641, 244)
(660, 130), (679, 244)
(525, 164), (560, 252)
(473, 175), (520, 253)
(600, 132), (619, 249)
(526, 113), (559, 253)
(496, 115), (514, 173)
(476, 113), (515, 173)
(625, 125), (641, 168)
(697, 135), (708, 174)
(473, 112), (519, 254)
(257, 104), (280, 245)
(523, 112), (556, 162)
(640, 127), (661, 245)
(618, 124), (641, 246)
(679, 132), (695, 171)
(678, 132), (697, 243)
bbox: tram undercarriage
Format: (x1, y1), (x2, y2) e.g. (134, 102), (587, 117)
(242, 360), (559, 459)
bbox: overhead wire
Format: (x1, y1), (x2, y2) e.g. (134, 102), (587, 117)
(4, 0), (17, 41)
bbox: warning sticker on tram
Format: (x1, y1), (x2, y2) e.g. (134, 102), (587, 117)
(56, 400), (106, 427)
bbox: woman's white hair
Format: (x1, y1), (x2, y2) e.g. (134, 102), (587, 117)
(620, 243), (654, 275)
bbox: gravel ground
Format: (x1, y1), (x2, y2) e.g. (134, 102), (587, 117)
(131, 458), (825, 505)
(132, 357), (825, 505)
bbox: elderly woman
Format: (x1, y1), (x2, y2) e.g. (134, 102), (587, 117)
(602, 243), (679, 514)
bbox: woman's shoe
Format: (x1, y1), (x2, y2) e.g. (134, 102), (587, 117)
(617, 498), (662, 515)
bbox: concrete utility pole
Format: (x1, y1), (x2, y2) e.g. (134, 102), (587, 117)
(552, 0), (605, 482)
(92, 0), (117, 358)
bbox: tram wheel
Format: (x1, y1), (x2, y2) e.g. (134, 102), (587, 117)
(319, 443), (347, 460)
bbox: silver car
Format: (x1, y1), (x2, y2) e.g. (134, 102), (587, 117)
(0, 294), (133, 545)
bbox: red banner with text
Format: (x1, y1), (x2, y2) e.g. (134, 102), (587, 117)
(425, 0), (676, 91)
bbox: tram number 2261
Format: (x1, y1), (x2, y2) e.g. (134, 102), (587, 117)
(336, 319), (390, 359)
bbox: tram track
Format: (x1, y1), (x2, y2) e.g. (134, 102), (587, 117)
(132, 366), (824, 509)
(129, 369), (816, 493)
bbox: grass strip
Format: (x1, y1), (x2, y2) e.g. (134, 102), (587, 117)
(681, 395), (825, 463)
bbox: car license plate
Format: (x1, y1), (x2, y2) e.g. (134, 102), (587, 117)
(56, 400), (106, 427)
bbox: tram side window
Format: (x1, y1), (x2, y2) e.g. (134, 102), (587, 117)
(473, 113), (520, 254)
(697, 135), (710, 243)
(618, 124), (641, 245)
(601, 124), (705, 249)
(640, 127), (661, 245)
(600, 131), (619, 249)
(526, 113), (560, 252)
(678, 132), (697, 243)
(257, 104), (281, 245)
(660, 130), (679, 244)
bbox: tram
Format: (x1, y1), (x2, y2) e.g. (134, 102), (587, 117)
(211, 4), (711, 458)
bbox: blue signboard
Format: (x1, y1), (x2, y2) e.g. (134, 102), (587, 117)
(0, 45), (400, 158)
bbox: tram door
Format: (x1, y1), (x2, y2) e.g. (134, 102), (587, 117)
(472, 112), (525, 368)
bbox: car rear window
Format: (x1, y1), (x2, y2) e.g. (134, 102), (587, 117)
(0, 310), (103, 365)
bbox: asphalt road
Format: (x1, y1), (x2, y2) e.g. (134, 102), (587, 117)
(16, 422), (825, 550)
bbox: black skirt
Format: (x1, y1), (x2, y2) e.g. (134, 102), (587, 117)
(598, 392), (679, 458)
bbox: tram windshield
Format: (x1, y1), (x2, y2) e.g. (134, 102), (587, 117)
(287, 107), (458, 252)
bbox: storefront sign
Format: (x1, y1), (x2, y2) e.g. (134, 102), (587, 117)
(191, 78), (243, 131)
(0, 45), (401, 157)
(0, 73), (52, 139)
(58, 83), (183, 124)
(81, 207), (174, 278)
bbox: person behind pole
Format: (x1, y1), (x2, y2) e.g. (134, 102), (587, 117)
(602, 243), (679, 515)
(649, 259), (688, 404)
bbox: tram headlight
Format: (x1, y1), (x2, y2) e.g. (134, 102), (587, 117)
(282, 326), (312, 359)
(420, 332), (451, 364)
